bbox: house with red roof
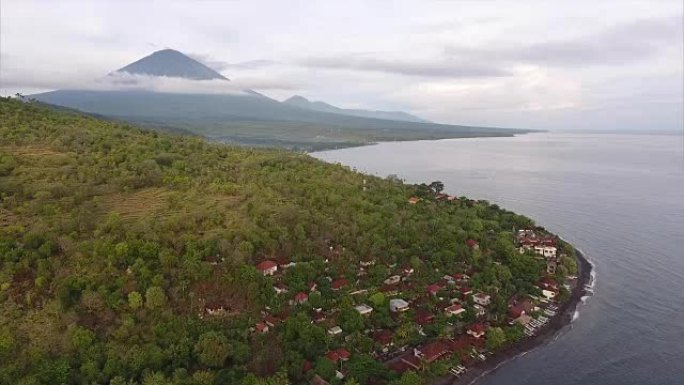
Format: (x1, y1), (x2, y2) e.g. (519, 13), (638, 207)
(302, 360), (313, 374)
(308, 281), (318, 292)
(312, 309), (326, 323)
(264, 314), (282, 328)
(204, 254), (220, 265)
(509, 298), (535, 318)
(274, 256), (295, 269)
(256, 260), (278, 276)
(255, 322), (269, 334)
(466, 239), (479, 250)
(509, 304), (526, 319)
(373, 329), (394, 350)
(293, 291), (308, 304)
(389, 358), (415, 374)
(539, 277), (558, 290)
(445, 335), (473, 354)
(380, 284), (399, 296)
(398, 353), (421, 371)
(459, 285), (473, 297)
(426, 283), (442, 296)
(414, 341), (449, 363)
(415, 310), (435, 325)
(408, 196), (420, 204)
(326, 348), (351, 363)
(467, 323), (487, 338)
(331, 278), (349, 291)
(274, 282), (289, 295)
(539, 277), (559, 299)
(445, 303), (466, 317)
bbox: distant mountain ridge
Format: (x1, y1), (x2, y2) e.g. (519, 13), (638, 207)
(283, 95), (430, 123)
(115, 49), (228, 80)
(30, 48), (532, 150)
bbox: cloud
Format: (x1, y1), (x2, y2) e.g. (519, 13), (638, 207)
(0, 67), (298, 95)
(299, 55), (510, 78)
(223, 59), (281, 70)
(186, 53), (233, 71)
(445, 15), (683, 67)
(229, 75), (299, 91)
(187, 53), (280, 72)
(390, 66), (583, 115)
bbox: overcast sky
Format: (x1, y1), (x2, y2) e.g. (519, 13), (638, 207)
(1, 0), (682, 131)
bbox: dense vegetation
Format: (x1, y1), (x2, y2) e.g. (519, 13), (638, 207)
(0, 99), (574, 385)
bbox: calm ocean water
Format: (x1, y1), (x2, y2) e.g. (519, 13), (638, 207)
(313, 133), (684, 385)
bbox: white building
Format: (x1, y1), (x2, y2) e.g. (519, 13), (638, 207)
(354, 304), (373, 315)
(390, 298), (410, 312)
(542, 289), (557, 300)
(534, 246), (557, 259)
(384, 275), (401, 285)
(472, 292), (491, 306)
(445, 304), (466, 317)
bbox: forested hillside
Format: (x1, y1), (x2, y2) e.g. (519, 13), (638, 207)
(0, 99), (574, 385)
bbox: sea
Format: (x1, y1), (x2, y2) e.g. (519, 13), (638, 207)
(312, 132), (684, 385)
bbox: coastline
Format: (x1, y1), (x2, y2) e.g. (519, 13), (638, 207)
(439, 248), (593, 385)
(306, 131), (545, 153)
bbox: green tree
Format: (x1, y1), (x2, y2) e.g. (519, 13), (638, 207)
(369, 292), (385, 307)
(504, 324), (525, 343)
(283, 313), (327, 359)
(346, 354), (390, 383)
(70, 326), (95, 353)
(486, 327), (506, 351)
(428, 181), (444, 194)
(192, 370), (215, 385)
(143, 371), (168, 385)
(145, 286), (167, 310)
(391, 370), (423, 385)
(194, 331), (231, 368)
(314, 357), (336, 380)
(128, 291), (143, 310)
(339, 305), (365, 334)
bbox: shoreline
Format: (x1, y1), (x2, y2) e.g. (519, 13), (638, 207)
(439, 248), (593, 385)
(306, 131), (545, 153)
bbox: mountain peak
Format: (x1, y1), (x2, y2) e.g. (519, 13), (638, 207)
(284, 95), (310, 103)
(116, 49), (228, 81)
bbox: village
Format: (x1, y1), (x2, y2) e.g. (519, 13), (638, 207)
(202, 194), (577, 385)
